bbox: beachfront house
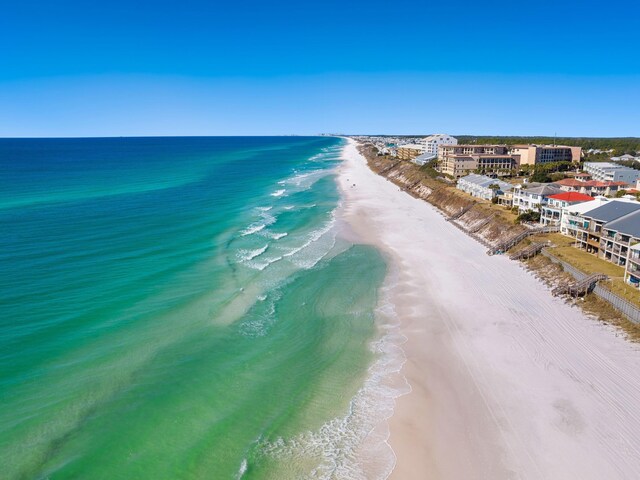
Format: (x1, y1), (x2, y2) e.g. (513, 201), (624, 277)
(539, 192), (594, 226)
(512, 183), (564, 213)
(412, 152), (437, 166)
(457, 174), (512, 201)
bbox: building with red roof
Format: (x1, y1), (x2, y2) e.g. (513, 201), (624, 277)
(554, 178), (629, 197)
(540, 191), (595, 226)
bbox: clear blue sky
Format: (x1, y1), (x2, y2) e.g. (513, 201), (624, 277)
(1, 0), (638, 137)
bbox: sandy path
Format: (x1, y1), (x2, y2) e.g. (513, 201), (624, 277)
(337, 140), (640, 480)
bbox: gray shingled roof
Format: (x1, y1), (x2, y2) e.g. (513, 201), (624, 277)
(520, 184), (564, 196)
(604, 210), (640, 238)
(585, 201), (640, 223)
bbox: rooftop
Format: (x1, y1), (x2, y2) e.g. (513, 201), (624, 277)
(547, 192), (595, 203)
(518, 184), (564, 196)
(583, 200), (640, 223)
(604, 210), (640, 238)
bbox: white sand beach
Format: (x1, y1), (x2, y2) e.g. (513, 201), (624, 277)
(337, 139), (640, 480)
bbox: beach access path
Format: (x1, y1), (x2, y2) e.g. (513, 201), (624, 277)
(337, 139), (640, 480)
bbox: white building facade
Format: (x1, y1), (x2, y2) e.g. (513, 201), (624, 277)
(583, 162), (640, 184)
(512, 184), (564, 213)
(420, 134), (458, 155)
(457, 174), (512, 201)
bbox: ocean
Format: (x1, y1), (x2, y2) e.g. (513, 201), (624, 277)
(0, 137), (399, 479)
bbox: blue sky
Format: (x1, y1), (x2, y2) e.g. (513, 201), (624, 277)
(1, 0), (638, 136)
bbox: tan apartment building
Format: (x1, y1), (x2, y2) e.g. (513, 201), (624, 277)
(396, 144), (423, 161)
(510, 145), (581, 165)
(438, 145), (517, 177)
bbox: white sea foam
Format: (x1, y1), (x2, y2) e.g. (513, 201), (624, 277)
(256, 206), (273, 212)
(240, 224), (266, 236)
(282, 215), (335, 261)
(244, 255), (283, 271)
(237, 245), (269, 262)
(283, 169), (329, 190)
(263, 231), (288, 240)
(239, 291), (281, 337)
(257, 280), (410, 479)
(271, 189), (286, 197)
(236, 458), (248, 479)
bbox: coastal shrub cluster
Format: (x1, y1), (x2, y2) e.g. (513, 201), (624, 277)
(516, 210), (541, 223)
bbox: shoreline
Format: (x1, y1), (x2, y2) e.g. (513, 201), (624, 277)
(337, 139), (640, 479)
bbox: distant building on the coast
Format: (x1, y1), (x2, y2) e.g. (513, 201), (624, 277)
(611, 154), (640, 162)
(438, 145), (517, 177)
(397, 144), (424, 161)
(456, 174), (512, 201)
(583, 162), (640, 184)
(509, 145), (581, 165)
(419, 134), (457, 155)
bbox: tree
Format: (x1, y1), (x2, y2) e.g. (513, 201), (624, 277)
(530, 170), (551, 183)
(616, 189), (628, 198)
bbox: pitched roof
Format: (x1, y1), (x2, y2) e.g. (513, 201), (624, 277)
(555, 178), (583, 187)
(547, 192), (594, 202)
(458, 174), (511, 190)
(519, 184), (564, 196)
(583, 180), (628, 187)
(583, 200), (640, 222)
(554, 179), (628, 188)
(604, 210), (640, 238)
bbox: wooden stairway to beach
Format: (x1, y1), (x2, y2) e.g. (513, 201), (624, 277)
(488, 225), (560, 255)
(552, 273), (609, 297)
(468, 214), (496, 234)
(446, 202), (476, 222)
(509, 242), (548, 261)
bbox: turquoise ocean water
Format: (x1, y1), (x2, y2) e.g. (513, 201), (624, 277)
(0, 137), (395, 479)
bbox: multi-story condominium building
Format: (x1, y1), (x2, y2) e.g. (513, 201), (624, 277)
(539, 192), (594, 226)
(512, 183), (564, 213)
(625, 244), (640, 287)
(564, 200), (640, 257)
(419, 134), (457, 155)
(456, 174), (512, 201)
(583, 162), (640, 184)
(554, 178), (628, 197)
(510, 145), (582, 165)
(560, 196), (609, 235)
(600, 210), (640, 267)
(396, 144), (424, 161)
(438, 145), (517, 177)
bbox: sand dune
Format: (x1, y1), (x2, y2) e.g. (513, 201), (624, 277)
(338, 139), (640, 480)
